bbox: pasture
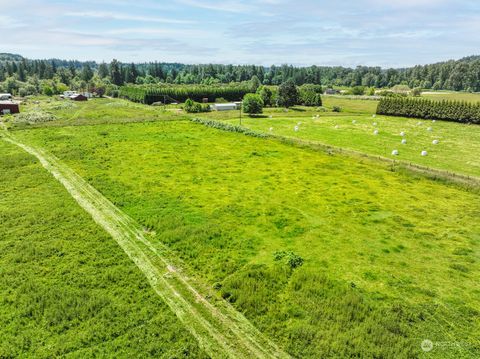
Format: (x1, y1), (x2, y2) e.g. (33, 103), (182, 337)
(204, 98), (480, 178)
(0, 139), (205, 358)
(8, 102), (480, 357)
(422, 91), (480, 103)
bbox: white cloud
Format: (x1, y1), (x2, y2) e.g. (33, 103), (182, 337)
(0, 15), (25, 28)
(65, 11), (194, 24)
(176, 0), (253, 13)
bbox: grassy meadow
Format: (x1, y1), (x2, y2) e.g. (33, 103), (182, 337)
(422, 91), (480, 103)
(0, 139), (205, 358)
(10, 107), (480, 358)
(202, 98), (480, 178)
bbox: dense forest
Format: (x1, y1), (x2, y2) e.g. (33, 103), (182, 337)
(1, 52), (480, 96)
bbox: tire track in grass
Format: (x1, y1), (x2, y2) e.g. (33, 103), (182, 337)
(1, 131), (289, 359)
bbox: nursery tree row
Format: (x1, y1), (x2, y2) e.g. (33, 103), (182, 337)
(376, 97), (480, 124)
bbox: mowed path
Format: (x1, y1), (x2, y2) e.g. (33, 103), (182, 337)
(1, 130), (289, 359)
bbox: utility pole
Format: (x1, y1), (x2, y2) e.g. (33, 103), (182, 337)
(239, 103), (242, 126)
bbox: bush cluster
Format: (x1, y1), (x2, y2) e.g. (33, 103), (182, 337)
(13, 111), (57, 124)
(273, 250), (304, 269)
(183, 98), (210, 113)
(376, 97), (480, 124)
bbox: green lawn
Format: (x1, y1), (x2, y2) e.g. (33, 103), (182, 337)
(13, 119), (480, 358)
(0, 139), (205, 358)
(201, 99), (480, 178)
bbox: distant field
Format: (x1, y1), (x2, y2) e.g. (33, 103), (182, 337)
(9, 97), (185, 129)
(203, 99), (480, 178)
(13, 118), (480, 358)
(0, 139), (205, 358)
(422, 91), (480, 103)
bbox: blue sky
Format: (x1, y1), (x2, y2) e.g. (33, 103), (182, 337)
(0, 0), (479, 67)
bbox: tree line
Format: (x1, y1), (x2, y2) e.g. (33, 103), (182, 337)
(376, 97), (480, 124)
(2, 53), (480, 96)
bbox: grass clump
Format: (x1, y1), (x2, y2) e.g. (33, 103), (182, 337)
(273, 250), (304, 269)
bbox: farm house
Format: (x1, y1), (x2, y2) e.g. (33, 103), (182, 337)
(0, 101), (20, 114)
(212, 103), (238, 111)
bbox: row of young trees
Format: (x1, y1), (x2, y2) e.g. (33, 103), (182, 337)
(2, 53), (480, 91)
(119, 83), (254, 104)
(376, 98), (480, 124)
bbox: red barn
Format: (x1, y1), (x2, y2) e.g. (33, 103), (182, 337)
(0, 101), (20, 115)
(70, 94), (88, 101)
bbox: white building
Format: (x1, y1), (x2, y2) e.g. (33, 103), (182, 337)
(212, 103), (239, 111)
(0, 93), (12, 100)
(63, 90), (78, 97)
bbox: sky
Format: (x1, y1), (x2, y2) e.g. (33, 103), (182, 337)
(0, 0), (479, 68)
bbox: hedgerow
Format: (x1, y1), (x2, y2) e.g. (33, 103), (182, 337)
(119, 84), (253, 104)
(376, 97), (480, 124)
(190, 118), (271, 138)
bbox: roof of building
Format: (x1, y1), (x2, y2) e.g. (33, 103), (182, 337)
(214, 103), (237, 107)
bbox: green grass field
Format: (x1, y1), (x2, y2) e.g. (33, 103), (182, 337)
(202, 99), (480, 178)
(9, 110), (480, 357)
(0, 139), (206, 358)
(422, 91), (480, 103)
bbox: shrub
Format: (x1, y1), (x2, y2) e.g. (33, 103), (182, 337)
(43, 86), (54, 96)
(242, 94), (264, 115)
(13, 111), (57, 124)
(332, 106), (342, 112)
(351, 86), (366, 96)
(411, 88), (422, 97)
(184, 98), (210, 113)
(273, 250), (304, 269)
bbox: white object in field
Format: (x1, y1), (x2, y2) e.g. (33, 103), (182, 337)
(417, 121), (422, 125)
(373, 122), (377, 126)
(269, 115), (272, 118)
(316, 115), (319, 118)
(335, 125), (340, 129)
(213, 103), (237, 111)
(372, 114), (376, 118)
(269, 127), (273, 132)
(401, 139), (407, 144)
(427, 127), (433, 131)
(400, 131), (405, 137)
(312, 116), (315, 119)
(392, 150), (399, 156)
(432, 120), (436, 123)
(432, 139), (439, 145)
(294, 126), (299, 132)
(373, 129), (379, 135)
(297, 122), (301, 125)
(421, 150), (428, 156)
(352, 120), (357, 124)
